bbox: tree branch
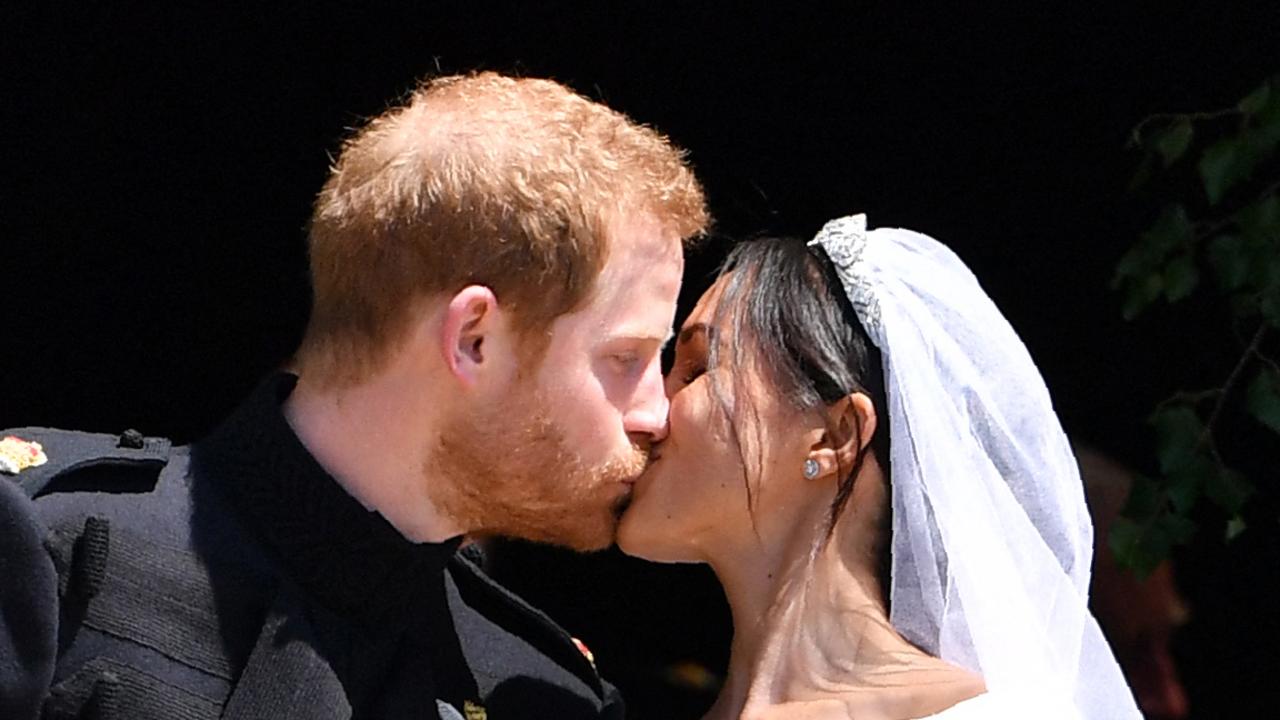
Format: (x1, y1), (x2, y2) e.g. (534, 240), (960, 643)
(1197, 324), (1269, 450)
(1156, 388), (1223, 412)
(1192, 180), (1280, 241)
(1253, 350), (1280, 376)
(1129, 109), (1241, 146)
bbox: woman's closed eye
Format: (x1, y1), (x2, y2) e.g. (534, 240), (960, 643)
(680, 364), (706, 385)
(668, 351), (707, 388)
(670, 322), (712, 390)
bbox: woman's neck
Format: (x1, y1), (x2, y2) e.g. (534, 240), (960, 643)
(705, 501), (983, 720)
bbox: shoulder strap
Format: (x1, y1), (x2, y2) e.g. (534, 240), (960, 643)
(2, 427), (171, 498)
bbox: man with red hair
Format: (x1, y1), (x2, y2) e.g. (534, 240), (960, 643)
(1, 72), (708, 719)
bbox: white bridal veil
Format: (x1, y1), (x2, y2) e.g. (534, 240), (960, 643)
(810, 215), (1140, 719)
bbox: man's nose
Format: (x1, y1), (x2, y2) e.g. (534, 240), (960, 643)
(623, 360), (670, 442)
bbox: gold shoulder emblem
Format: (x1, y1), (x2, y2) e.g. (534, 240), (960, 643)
(0, 436), (48, 475)
(571, 636), (597, 669)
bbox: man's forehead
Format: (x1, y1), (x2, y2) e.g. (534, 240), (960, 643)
(592, 228), (682, 299)
(538, 213), (684, 345)
(606, 211), (683, 257)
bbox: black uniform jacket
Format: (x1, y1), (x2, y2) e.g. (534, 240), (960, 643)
(0, 373), (623, 720)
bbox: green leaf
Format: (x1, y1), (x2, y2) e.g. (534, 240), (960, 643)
(1122, 474), (1163, 522)
(1245, 367), (1280, 434)
(1242, 79), (1280, 158)
(1262, 286), (1280, 329)
(1255, 77), (1280, 138)
(1246, 121), (1280, 161)
(1122, 272), (1164, 320)
(1146, 204), (1195, 257)
(1153, 118), (1194, 167)
(1116, 205), (1195, 319)
(1245, 250), (1279, 295)
(1204, 466), (1255, 514)
(1111, 508), (1196, 579)
(1162, 253), (1200, 302)
(1166, 463), (1204, 514)
(1128, 153), (1156, 192)
(1226, 515), (1247, 541)
(1208, 234), (1249, 291)
(1115, 246), (1151, 284)
(1199, 137), (1254, 205)
(1157, 512), (1198, 545)
(1235, 194), (1280, 244)
(1107, 516), (1141, 567)
(1240, 81), (1273, 117)
(1149, 405), (1204, 473)
(1109, 516), (1160, 579)
(1115, 205), (1192, 284)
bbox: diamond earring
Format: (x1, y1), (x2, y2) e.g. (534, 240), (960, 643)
(803, 458), (820, 479)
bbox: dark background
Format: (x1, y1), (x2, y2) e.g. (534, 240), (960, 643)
(4, 2), (1278, 717)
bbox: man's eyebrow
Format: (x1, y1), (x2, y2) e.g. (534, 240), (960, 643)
(602, 328), (676, 347)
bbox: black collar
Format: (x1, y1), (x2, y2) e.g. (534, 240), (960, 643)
(193, 372), (462, 621)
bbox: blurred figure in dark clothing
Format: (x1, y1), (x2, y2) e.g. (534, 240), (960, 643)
(1078, 445), (1190, 720)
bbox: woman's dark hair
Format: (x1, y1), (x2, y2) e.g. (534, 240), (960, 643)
(706, 236), (891, 544)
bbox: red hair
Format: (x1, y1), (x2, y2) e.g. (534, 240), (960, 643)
(296, 72), (708, 386)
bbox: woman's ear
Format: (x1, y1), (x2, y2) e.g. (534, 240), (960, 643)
(804, 392), (877, 479)
(440, 285), (501, 388)
(844, 392), (878, 455)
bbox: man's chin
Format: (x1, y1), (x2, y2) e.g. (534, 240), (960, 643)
(548, 475), (636, 552)
(547, 525), (617, 553)
(524, 507), (622, 553)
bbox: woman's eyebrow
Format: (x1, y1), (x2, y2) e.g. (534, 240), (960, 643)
(678, 323), (708, 345)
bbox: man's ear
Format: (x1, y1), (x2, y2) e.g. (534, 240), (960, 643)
(804, 392), (878, 479)
(440, 285), (501, 388)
